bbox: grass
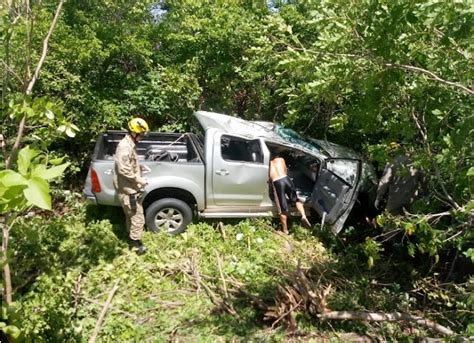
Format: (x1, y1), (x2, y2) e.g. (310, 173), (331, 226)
(76, 219), (330, 341)
(7, 192), (473, 341)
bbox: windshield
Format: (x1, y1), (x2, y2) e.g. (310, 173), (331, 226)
(274, 125), (328, 157)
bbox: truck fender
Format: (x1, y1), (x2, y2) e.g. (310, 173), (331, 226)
(143, 177), (205, 210)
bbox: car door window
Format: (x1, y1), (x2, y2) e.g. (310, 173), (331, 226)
(221, 135), (263, 163)
(310, 158), (361, 232)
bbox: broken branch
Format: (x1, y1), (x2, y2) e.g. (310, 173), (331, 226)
(217, 221), (226, 240)
(215, 250), (229, 299)
(88, 279), (120, 343)
(317, 311), (454, 336)
(271, 299), (303, 329)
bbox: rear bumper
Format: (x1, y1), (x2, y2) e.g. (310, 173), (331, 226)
(83, 187), (97, 204)
(84, 195), (97, 204)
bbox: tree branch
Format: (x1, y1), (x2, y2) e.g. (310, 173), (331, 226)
(318, 311), (455, 336)
(410, 109), (461, 210)
(1, 60), (23, 84)
(1, 221), (13, 305)
(386, 63), (474, 96)
(82, 296), (137, 319)
(5, 0), (65, 169)
(271, 299), (303, 329)
(215, 250), (229, 299)
(88, 280), (120, 343)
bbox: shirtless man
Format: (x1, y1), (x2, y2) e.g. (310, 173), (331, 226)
(270, 154), (311, 234)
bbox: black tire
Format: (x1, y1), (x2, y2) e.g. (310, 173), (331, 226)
(145, 198), (193, 235)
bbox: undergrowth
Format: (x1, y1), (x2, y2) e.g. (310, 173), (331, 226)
(3, 192), (473, 341)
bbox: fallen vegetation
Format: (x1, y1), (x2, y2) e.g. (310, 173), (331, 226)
(4, 192), (472, 341)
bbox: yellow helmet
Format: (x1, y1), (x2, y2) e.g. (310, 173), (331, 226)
(128, 117), (149, 134)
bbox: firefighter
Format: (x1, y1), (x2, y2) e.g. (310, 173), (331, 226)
(114, 117), (151, 254)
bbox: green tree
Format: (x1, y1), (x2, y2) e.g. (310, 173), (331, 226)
(1, 1), (70, 338)
(239, 0), (473, 260)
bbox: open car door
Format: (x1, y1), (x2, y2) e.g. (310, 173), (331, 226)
(310, 158), (362, 233)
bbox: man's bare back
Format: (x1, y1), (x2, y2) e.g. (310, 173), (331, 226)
(269, 155), (311, 232)
(270, 157), (288, 180)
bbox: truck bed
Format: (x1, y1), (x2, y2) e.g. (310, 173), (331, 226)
(85, 130), (206, 208)
(93, 130), (203, 163)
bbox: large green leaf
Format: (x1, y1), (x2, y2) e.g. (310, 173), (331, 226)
(0, 185), (25, 201)
(0, 170), (27, 187)
(31, 163), (70, 180)
(17, 146), (39, 176)
(23, 177), (51, 210)
(0, 185), (27, 214)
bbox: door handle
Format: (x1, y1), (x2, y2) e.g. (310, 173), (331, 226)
(215, 169), (229, 175)
(104, 169), (113, 175)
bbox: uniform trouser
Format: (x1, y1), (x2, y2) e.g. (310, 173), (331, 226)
(118, 193), (145, 241)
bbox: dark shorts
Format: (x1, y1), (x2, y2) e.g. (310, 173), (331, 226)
(272, 176), (298, 215)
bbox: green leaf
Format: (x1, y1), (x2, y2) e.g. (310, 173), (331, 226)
(65, 126), (76, 138)
(467, 167), (474, 177)
(3, 324), (21, 338)
(407, 243), (416, 257)
(375, 215), (385, 227)
(45, 109), (54, 119)
(404, 222), (415, 235)
(23, 177), (51, 210)
(17, 146), (38, 175)
(466, 322), (474, 336)
(367, 256), (374, 269)
(48, 157), (65, 165)
(463, 248), (474, 262)
(431, 109), (443, 119)
(0, 170), (27, 187)
(0, 185), (26, 214)
(26, 107), (35, 118)
(1, 304), (7, 320)
(31, 163), (69, 180)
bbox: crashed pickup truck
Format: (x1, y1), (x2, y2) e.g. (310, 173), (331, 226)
(84, 111), (377, 234)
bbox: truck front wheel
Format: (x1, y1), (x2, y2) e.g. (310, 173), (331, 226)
(145, 198), (193, 235)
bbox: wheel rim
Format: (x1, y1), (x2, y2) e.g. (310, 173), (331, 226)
(155, 207), (184, 233)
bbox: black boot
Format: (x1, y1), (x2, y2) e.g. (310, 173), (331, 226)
(129, 239), (147, 255)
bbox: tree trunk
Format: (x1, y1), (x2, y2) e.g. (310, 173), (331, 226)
(2, 221), (12, 305)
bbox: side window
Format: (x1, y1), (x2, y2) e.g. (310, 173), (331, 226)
(221, 135), (263, 163)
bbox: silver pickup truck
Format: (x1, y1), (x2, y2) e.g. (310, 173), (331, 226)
(84, 111), (377, 234)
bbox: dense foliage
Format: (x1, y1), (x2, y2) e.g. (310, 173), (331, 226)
(1, 0), (473, 340)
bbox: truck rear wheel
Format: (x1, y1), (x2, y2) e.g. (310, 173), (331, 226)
(145, 198), (193, 235)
